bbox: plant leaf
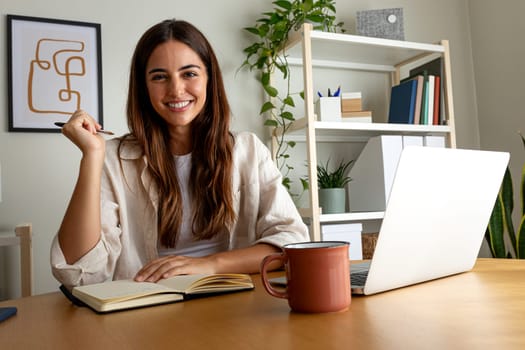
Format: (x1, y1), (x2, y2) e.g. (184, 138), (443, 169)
(283, 95), (295, 107)
(280, 111), (294, 121)
(501, 167), (516, 254)
(264, 119), (278, 127)
(487, 194), (506, 258)
(273, 0), (292, 10)
(517, 215), (525, 258)
(264, 84), (279, 97)
(260, 101), (275, 114)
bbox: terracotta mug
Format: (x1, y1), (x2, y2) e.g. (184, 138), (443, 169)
(260, 241), (350, 313)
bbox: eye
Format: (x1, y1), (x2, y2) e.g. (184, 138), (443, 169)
(183, 70), (198, 79)
(150, 73), (168, 81)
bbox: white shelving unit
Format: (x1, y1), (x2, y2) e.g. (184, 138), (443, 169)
(273, 24), (456, 241)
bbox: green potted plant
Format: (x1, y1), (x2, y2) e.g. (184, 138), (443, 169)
(485, 132), (525, 258)
(240, 0), (344, 195)
(317, 158), (353, 214)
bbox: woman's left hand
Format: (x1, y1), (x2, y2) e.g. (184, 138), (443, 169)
(134, 255), (217, 282)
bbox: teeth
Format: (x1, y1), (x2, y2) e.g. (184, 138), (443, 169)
(168, 101), (190, 108)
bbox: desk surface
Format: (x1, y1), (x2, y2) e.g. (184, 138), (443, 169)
(1, 258), (524, 350)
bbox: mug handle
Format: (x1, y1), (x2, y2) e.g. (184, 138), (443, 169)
(260, 252), (288, 299)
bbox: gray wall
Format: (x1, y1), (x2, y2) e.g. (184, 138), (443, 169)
(0, 0), (502, 298)
(469, 0), (525, 232)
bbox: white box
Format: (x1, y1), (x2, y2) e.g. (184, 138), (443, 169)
(423, 135), (446, 148)
(321, 223), (363, 260)
(348, 135), (403, 212)
(315, 97), (342, 122)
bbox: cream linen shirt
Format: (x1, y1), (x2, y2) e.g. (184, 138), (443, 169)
(51, 132), (309, 288)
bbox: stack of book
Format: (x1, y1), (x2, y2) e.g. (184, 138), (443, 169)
(341, 92), (372, 123)
(388, 57), (444, 125)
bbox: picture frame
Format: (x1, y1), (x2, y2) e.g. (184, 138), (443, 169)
(7, 15), (103, 132)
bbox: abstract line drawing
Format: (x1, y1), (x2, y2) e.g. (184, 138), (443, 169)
(28, 38), (86, 115)
(7, 15), (103, 132)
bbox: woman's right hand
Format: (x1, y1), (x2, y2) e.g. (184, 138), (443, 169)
(61, 109), (106, 156)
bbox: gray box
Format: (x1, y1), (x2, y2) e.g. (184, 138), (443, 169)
(356, 8), (404, 41)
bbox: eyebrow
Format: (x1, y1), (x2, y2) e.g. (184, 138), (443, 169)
(147, 64), (202, 75)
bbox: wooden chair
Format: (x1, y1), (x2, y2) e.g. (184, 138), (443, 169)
(0, 223), (33, 297)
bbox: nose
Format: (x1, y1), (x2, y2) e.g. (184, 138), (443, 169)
(167, 76), (184, 97)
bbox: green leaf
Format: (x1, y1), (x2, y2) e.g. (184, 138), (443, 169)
(273, 0), (292, 10)
(487, 195), (506, 258)
(244, 27), (261, 36)
(261, 72), (271, 86)
(500, 167), (516, 254)
(283, 96), (295, 107)
(264, 119), (278, 127)
(300, 177), (309, 191)
(280, 111), (294, 121)
(517, 215), (525, 258)
(264, 84), (279, 97)
(282, 176), (291, 190)
(260, 101), (275, 114)
(287, 140), (296, 148)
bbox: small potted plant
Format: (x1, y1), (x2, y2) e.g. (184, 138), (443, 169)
(317, 158), (353, 214)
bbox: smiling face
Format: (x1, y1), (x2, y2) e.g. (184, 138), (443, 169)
(145, 39), (208, 148)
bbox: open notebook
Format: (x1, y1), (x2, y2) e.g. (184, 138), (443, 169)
(272, 146), (509, 295)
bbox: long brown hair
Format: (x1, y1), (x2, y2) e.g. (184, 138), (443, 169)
(124, 19), (235, 247)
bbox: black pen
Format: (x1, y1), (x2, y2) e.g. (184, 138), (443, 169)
(54, 122), (114, 135)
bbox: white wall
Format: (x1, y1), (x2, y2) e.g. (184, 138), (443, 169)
(0, 0), (479, 298)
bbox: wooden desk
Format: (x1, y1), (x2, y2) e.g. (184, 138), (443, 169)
(1, 259), (524, 349)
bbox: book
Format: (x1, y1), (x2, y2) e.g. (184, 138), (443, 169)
(72, 273), (254, 313)
(420, 72), (429, 124)
(427, 75), (435, 125)
(388, 79), (417, 124)
(400, 75), (423, 124)
(0, 307), (17, 323)
(410, 57), (444, 124)
(433, 76), (441, 125)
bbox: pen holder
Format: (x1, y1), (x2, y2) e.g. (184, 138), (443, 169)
(315, 97), (342, 122)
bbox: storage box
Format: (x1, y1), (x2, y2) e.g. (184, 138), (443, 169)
(321, 223), (363, 260)
(315, 97), (341, 122)
(341, 92), (362, 112)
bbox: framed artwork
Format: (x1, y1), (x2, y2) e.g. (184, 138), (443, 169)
(7, 15), (103, 132)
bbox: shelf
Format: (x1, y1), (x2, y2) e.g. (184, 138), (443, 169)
(298, 208), (384, 223)
(285, 30), (445, 72)
(320, 211), (384, 223)
(271, 24), (455, 241)
(275, 118), (451, 139)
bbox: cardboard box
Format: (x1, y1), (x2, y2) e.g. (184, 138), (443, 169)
(341, 92), (362, 112)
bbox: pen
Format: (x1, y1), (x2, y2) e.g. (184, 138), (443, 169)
(54, 122), (115, 135)
(333, 86), (341, 97)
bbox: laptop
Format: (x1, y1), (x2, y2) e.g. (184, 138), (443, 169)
(351, 146), (508, 295)
(273, 146), (509, 295)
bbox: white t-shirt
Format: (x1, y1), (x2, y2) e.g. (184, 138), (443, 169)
(157, 153), (228, 257)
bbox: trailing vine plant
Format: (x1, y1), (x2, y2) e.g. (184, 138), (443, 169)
(240, 0), (344, 195)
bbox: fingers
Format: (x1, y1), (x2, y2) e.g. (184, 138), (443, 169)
(65, 109), (101, 135)
(135, 255), (215, 283)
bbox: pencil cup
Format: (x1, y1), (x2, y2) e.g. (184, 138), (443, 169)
(315, 97), (342, 122)
(260, 241), (351, 313)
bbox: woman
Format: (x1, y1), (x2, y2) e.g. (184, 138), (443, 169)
(51, 19), (309, 288)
